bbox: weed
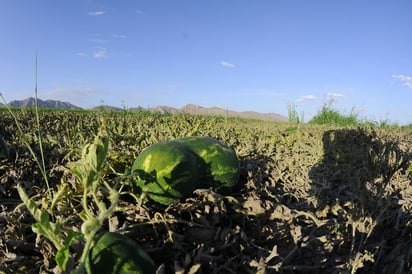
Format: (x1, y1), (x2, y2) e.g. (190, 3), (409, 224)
(287, 103), (304, 124)
(309, 101), (361, 126)
(17, 120), (119, 272)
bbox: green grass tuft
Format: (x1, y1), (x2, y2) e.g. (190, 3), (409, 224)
(309, 102), (361, 126)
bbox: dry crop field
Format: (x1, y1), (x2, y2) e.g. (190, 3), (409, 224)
(0, 109), (411, 273)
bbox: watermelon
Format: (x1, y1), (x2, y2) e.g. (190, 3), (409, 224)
(176, 136), (240, 193)
(131, 141), (204, 205)
(131, 137), (240, 205)
(85, 232), (156, 274)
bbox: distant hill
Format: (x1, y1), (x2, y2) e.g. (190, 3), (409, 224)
(92, 105), (123, 111)
(6, 97), (80, 110)
(1, 97), (288, 122)
(144, 104), (289, 122)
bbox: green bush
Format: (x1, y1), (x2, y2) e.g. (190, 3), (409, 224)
(309, 103), (360, 126)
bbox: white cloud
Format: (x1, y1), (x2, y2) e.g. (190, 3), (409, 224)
(297, 95), (317, 102)
(77, 47), (108, 59)
(221, 61), (236, 68)
(89, 38), (106, 44)
(392, 74), (412, 89)
(112, 34), (127, 39)
(327, 92), (344, 99)
(93, 47), (107, 59)
(88, 11), (105, 16)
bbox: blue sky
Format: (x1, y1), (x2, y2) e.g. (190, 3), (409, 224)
(1, 1), (412, 124)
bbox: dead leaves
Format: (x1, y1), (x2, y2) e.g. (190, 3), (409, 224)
(1, 112), (412, 273)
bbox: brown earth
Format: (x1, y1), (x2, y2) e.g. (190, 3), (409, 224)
(0, 110), (411, 273)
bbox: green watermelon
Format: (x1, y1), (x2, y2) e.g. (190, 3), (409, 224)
(131, 141), (203, 205)
(176, 136), (240, 193)
(85, 232), (156, 274)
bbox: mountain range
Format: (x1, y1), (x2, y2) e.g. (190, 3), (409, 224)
(0, 97), (288, 122)
(0, 97), (80, 110)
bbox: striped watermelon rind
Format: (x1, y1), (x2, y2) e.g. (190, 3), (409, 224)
(85, 232), (156, 274)
(131, 136), (240, 205)
(131, 141), (202, 205)
(176, 136), (240, 193)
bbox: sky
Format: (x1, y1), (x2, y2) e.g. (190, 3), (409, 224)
(1, 0), (412, 124)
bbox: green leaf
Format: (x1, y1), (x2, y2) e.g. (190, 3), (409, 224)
(56, 231), (82, 271)
(17, 184), (53, 226)
(67, 120), (109, 189)
(56, 246), (70, 270)
(32, 223), (47, 236)
(17, 184), (64, 250)
(39, 209), (50, 224)
(63, 231), (83, 246)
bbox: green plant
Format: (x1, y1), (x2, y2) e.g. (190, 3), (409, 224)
(17, 184), (82, 270)
(3, 57), (120, 271)
(2, 65), (142, 271)
(287, 103), (304, 124)
(17, 120), (120, 273)
(1, 89), (74, 268)
(68, 120), (120, 273)
(309, 101), (361, 126)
